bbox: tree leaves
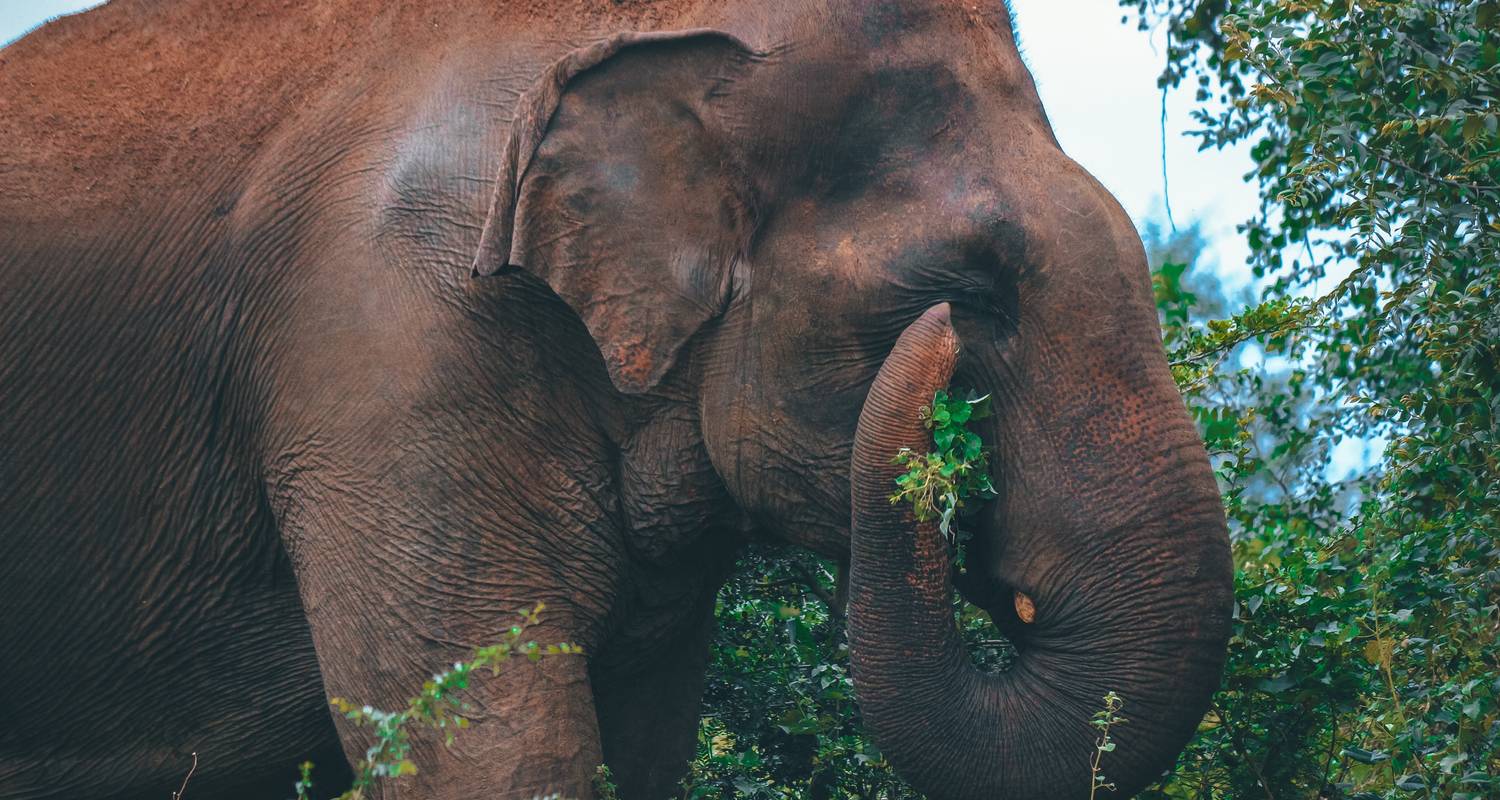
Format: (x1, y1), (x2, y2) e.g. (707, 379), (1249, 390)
(1122, 2), (1500, 798)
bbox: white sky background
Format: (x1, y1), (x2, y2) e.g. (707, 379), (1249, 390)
(1009, 0), (1259, 289)
(0, 0), (101, 45)
(3, 1), (1259, 284)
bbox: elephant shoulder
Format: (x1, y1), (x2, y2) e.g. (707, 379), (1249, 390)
(368, 41), (567, 277)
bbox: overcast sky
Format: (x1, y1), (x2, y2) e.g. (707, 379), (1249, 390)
(1, 0), (1257, 284)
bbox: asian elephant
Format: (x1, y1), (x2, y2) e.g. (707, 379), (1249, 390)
(0, 0), (1233, 798)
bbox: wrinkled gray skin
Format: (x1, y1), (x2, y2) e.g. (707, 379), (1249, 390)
(0, 0), (1232, 798)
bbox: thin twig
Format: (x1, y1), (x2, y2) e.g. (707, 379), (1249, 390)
(1161, 19), (1177, 231)
(171, 752), (198, 800)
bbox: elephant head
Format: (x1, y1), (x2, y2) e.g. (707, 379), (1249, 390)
(472, 1), (1234, 797)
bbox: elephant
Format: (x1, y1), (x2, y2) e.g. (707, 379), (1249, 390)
(0, 0), (1234, 798)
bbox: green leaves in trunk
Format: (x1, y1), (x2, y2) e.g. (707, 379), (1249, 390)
(889, 389), (998, 571)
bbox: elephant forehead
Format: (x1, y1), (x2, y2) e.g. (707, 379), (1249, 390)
(740, 61), (979, 196)
(797, 181), (1023, 271)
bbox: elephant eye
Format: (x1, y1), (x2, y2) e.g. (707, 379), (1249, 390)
(948, 256), (1019, 337)
(950, 251), (1006, 304)
(952, 285), (1003, 318)
(939, 269), (990, 300)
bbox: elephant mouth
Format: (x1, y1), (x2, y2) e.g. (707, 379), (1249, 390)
(945, 352), (1030, 649)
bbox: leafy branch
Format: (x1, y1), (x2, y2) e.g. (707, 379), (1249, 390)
(1090, 692), (1128, 800)
(293, 604), (581, 800)
(889, 389), (998, 572)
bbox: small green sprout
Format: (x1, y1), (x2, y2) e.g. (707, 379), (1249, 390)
(1090, 692), (1128, 799)
(889, 388), (998, 571)
(593, 764), (620, 800)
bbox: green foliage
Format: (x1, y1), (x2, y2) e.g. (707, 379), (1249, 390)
(293, 604), (581, 800)
(686, 543), (1018, 798)
(1120, 3), (1499, 798)
(593, 764), (620, 800)
(889, 389), (998, 570)
(292, 761), (316, 800)
(1149, 225), (1498, 800)
(687, 547), (922, 799)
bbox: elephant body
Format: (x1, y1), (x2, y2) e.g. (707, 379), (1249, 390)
(3, 5), (734, 798)
(0, 2), (1234, 799)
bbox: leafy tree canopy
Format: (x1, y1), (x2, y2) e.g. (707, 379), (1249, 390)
(1118, 1), (1499, 797)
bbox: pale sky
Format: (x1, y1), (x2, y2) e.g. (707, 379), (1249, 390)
(1, 0), (1258, 284)
(0, 0), (99, 45)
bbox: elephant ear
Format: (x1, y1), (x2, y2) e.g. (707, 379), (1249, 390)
(471, 30), (761, 394)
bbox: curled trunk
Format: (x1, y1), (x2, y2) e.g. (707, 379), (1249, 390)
(848, 304), (1231, 799)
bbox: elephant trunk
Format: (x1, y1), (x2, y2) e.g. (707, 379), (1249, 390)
(847, 303), (1232, 799)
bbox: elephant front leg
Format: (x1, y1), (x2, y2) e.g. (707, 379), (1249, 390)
(591, 559), (733, 800)
(271, 469), (619, 800)
(418, 657), (604, 800)
(592, 621), (715, 800)
(346, 655), (603, 800)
